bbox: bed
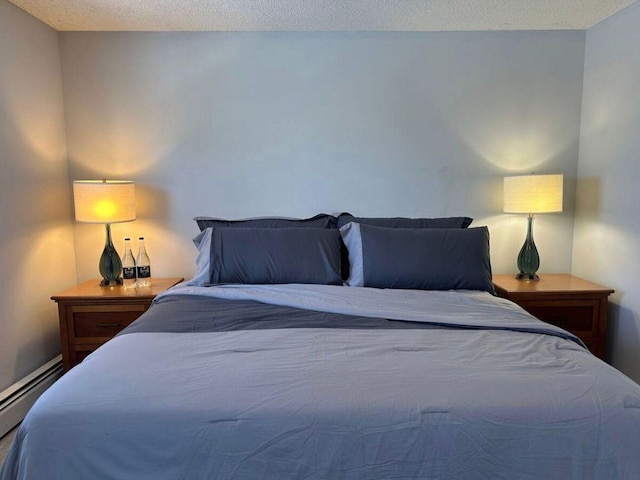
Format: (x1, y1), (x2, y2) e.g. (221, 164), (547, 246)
(2, 213), (640, 479)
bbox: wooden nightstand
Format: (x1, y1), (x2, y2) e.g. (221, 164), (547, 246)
(52, 277), (184, 371)
(492, 274), (614, 360)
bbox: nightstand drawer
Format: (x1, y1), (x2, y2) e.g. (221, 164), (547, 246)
(517, 301), (597, 334)
(72, 309), (144, 338)
(65, 304), (148, 342)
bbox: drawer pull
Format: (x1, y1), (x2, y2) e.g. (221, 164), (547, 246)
(95, 322), (122, 328)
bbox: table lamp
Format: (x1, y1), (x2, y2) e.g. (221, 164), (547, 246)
(73, 180), (136, 286)
(503, 174), (563, 281)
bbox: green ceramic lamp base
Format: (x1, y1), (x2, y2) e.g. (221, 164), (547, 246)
(515, 215), (541, 281)
(99, 223), (123, 287)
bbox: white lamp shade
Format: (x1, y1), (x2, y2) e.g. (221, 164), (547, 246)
(503, 174), (563, 214)
(73, 180), (136, 223)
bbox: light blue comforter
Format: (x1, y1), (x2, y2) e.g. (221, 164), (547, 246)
(2, 285), (640, 479)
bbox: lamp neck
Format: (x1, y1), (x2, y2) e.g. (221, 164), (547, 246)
(104, 223), (114, 248)
(525, 215), (534, 242)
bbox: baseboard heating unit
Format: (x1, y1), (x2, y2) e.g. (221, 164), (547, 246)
(0, 355), (63, 438)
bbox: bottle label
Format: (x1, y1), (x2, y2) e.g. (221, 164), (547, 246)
(137, 266), (151, 279)
(123, 267), (136, 280)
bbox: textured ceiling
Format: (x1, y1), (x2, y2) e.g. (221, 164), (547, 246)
(8, 0), (638, 32)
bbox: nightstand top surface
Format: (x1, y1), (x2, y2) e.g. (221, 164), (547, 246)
(492, 273), (614, 295)
(51, 277), (184, 301)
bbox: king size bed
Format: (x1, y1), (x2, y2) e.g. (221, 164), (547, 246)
(2, 213), (640, 479)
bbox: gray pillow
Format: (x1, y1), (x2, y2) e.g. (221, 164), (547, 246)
(209, 227), (342, 285)
(195, 214), (337, 232)
(336, 213), (472, 229)
(340, 223), (494, 293)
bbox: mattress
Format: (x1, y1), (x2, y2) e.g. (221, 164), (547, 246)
(2, 284), (640, 479)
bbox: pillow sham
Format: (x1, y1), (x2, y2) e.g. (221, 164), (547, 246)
(204, 227), (342, 285)
(336, 213), (472, 229)
(195, 214), (337, 232)
(188, 228), (214, 286)
(340, 222), (494, 293)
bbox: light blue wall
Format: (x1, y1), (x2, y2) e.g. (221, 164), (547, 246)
(573, 2), (640, 380)
(59, 31), (585, 282)
(0, 0), (76, 392)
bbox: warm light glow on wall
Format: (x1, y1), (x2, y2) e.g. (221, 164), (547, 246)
(73, 180), (136, 224)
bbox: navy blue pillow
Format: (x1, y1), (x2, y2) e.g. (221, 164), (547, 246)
(336, 213), (472, 229)
(195, 214), (337, 232)
(209, 227), (342, 285)
(340, 223), (494, 294)
(336, 213), (473, 280)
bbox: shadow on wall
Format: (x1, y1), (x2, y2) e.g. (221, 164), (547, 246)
(575, 177), (602, 219)
(607, 302), (640, 372)
(136, 184), (171, 222)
